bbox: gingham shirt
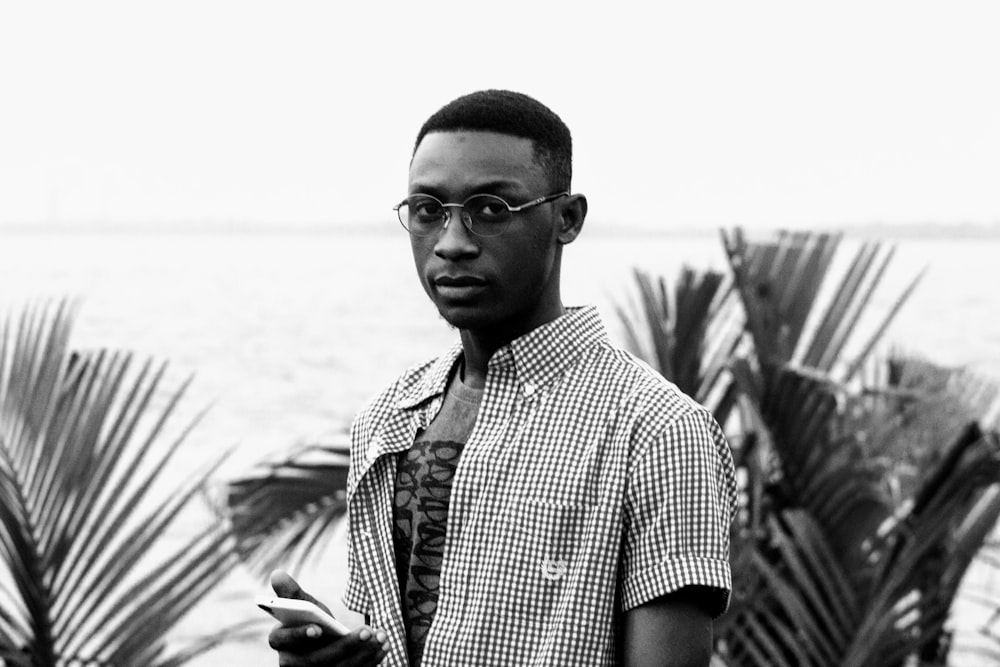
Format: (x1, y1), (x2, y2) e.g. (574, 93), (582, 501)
(345, 306), (737, 666)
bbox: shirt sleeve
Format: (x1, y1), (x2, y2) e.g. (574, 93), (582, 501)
(619, 407), (738, 617)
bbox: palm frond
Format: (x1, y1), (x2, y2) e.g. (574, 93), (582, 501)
(221, 441), (351, 576)
(615, 265), (739, 423)
(725, 476), (1000, 667)
(0, 300), (244, 665)
(724, 511), (855, 666)
(721, 228), (922, 383)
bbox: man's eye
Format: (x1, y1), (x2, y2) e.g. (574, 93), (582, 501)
(470, 198), (509, 221)
(412, 199), (444, 220)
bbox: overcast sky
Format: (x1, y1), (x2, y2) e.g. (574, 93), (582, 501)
(1, 0), (998, 231)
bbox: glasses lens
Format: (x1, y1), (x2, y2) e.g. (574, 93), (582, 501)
(399, 195), (446, 236)
(464, 194), (512, 237)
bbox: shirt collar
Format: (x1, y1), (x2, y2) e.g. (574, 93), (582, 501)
(396, 306), (607, 409)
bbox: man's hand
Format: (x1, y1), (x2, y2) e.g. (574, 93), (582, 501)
(268, 570), (389, 666)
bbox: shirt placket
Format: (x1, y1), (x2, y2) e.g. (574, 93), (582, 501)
(421, 352), (522, 664)
(349, 400), (441, 665)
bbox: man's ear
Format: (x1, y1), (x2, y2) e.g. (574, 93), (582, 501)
(556, 194), (587, 244)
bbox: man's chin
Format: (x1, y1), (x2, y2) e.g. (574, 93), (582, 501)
(434, 303), (493, 332)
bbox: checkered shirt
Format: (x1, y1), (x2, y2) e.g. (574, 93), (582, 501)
(344, 306), (737, 666)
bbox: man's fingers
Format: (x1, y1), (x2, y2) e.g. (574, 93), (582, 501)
(270, 624), (386, 665)
(269, 623), (331, 651)
(269, 624), (384, 647)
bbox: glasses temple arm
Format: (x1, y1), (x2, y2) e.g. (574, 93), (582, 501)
(508, 191), (571, 212)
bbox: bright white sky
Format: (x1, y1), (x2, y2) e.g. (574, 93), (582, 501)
(1, 0), (998, 231)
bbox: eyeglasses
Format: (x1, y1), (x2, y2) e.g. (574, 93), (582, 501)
(394, 191), (569, 237)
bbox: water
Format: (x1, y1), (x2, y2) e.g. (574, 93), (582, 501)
(1, 229), (998, 664)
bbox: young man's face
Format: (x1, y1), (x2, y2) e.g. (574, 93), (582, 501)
(407, 131), (570, 338)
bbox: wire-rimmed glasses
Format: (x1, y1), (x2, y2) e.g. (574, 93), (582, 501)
(394, 192), (569, 237)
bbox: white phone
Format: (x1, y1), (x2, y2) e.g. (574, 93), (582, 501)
(256, 596), (350, 637)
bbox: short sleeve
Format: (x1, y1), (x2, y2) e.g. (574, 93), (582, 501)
(619, 408), (737, 617)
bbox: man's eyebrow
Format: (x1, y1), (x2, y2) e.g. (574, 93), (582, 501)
(409, 179), (525, 198)
(470, 179), (523, 193)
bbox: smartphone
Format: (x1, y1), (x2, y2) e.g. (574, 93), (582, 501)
(256, 596), (350, 637)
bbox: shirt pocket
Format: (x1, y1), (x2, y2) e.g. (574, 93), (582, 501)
(485, 497), (602, 628)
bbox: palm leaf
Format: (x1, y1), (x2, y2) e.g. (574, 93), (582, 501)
(724, 468), (1000, 667)
(0, 300), (244, 665)
(721, 229), (922, 383)
(724, 511), (857, 666)
(615, 265), (739, 423)
(220, 441), (351, 576)
(722, 418), (1000, 667)
(805, 239), (884, 372)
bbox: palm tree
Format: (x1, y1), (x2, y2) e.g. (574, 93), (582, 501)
(620, 228), (1000, 665)
(0, 300), (253, 666)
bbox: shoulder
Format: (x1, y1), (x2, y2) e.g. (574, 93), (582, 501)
(586, 341), (706, 424)
(350, 352), (442, 437)
(580, 341), (730, 464)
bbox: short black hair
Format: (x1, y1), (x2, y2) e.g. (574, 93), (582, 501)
(414, 89), (573, 192)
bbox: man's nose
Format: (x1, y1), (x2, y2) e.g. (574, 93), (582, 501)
(434, 206), (478, 257)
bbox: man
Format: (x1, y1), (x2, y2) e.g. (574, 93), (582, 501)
(269, 90), (737, 666)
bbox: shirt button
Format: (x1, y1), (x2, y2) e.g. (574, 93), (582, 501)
(523, 382), (535, 397)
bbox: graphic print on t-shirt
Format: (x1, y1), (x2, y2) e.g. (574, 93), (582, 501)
(393, 439), (463, 664)
(392, 364), (482, 666)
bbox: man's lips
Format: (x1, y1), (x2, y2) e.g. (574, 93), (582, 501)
(433, 275), (487, 287)
(432, 275), (488, 299)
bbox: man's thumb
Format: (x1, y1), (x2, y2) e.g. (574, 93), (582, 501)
(270, 570), (317, 605)
(269, 570), (333, 615)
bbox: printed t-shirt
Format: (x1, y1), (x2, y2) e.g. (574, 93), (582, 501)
(392, 363), (482, 666)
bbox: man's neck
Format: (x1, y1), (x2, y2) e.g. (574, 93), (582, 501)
(457, 305), (567, 390)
